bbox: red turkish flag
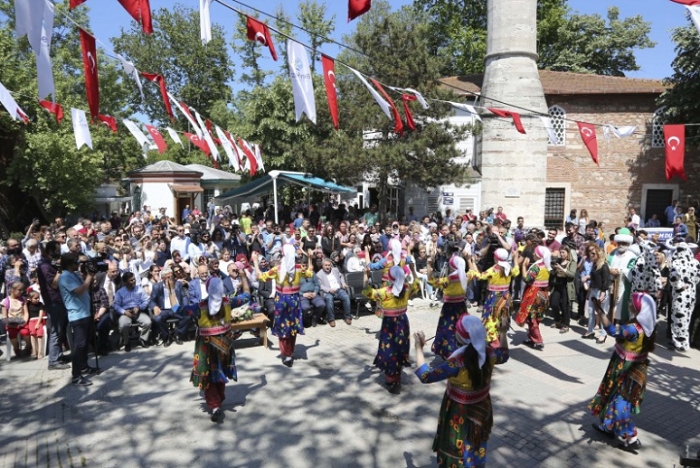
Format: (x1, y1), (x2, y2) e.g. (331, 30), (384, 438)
(669, 0), (700, 5)
(348, 0), (371, 22)
(117, 0), (153, 34)
(402, 94), (417, 131)
(98, 114), (117, 133)
(488, 108), (526, 134)
(184, 132), (210, 156)
(140, 72), (174, 122)
(664, 125), (688, 181)
(205, 118), (213, 135)
(577, 122), (599, 166)
(69, 0), (88, 9)
(17, 109), (29, 125)
(238, 138), (258, 175)
(39, 100), (64, 124)
(370, 78), (403, 136)
(246, 16), (277, 61)
(145, 125), (167, 154)
(79, 29), (99, 122)
(321, 55), (339, 130)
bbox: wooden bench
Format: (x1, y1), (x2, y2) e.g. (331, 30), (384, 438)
(230, 313), (269, 349)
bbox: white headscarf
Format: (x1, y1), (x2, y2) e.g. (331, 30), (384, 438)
(388, 265), (405, 297)
(535, 245), (552, 270)
(448, 255), (468, 292)
(631, 292), (657, 337)
(494, 248), (511, 276)
(449, 314), (487, 368)
(279, 244), (297, 284)
(207, 277), (224, 317)
(389, 238), (402, 262)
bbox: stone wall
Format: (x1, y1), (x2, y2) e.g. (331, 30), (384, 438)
(545, 94), (700, 228)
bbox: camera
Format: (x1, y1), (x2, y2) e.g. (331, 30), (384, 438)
(550, 256), (563, 266)
(80, 253), (108, 274)
(489, 233), (501, 248)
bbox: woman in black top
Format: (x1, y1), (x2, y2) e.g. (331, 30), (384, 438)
(583, 245), (611, 342)
(321, 224), (341, 259)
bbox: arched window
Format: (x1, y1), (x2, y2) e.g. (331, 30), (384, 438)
(652, 107), (666, 148)
(548, 105), (566, 146)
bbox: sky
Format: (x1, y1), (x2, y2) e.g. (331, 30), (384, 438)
(84, 0), (688, 84)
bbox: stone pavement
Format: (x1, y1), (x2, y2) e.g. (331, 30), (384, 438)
(1, 300), (699, 468)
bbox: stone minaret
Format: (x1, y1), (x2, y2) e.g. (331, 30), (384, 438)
(479, 0), (548, 227)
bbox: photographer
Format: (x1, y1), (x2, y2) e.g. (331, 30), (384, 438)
(247, 225), (266, 257)
(36, 241), (71, 370)
(57, 252), (97, 385)
(225, 224), (248, 258)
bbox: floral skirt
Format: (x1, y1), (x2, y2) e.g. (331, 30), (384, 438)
(272, 293), (305, 339)
(482, 290), (511, 344)
(432, 302), (467, 359)
(190, 331), (237, 391)
(433, 393), (493, 468)
(515, 286), (548, 326)
(374, 313), (410, 376)
(588, 353), (647, 422)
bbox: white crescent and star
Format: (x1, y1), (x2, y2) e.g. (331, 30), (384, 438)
(87, 52), (96, 74)
(668, 136), (681, 151)
(581, 127), (593, 138)
(254, 32), (267, 46)
(327, 70), (336, 89)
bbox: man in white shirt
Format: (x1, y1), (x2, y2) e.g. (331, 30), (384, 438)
(170, 226), (191, 261)
(629, 207), (641, 230)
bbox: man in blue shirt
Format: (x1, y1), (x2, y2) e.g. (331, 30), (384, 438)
(113, 271), (152, 352)
(665, 200), (679, 227)
(58, 253), (96, 386)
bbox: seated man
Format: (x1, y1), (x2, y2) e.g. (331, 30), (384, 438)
(316, 258), (352, 327)
(113, 272), (152, 352)
(223, 263), (242, 296)
(150, 267), (191, 346)
(298, 262), (325, 327)
(189, 264), (210, 305)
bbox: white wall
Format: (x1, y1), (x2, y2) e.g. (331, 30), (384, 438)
(131, 182), (175, 218)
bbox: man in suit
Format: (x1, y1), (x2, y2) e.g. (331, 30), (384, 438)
(316, 258), (352, 326)
(113, 272), (151, 352)
(299, 262), (325, 327)
(188, 264), (210, 305)
(93, 261), (123, 354)
(223, 263), (242, 296)
(150, 267), (190, 346)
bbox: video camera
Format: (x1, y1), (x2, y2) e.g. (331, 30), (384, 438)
(80, 253), (108, 275)
(444, 233), (467, 256)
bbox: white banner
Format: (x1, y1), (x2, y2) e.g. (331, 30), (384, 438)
(540, 116), (559, 145)
(0, 80), (25, 120)
(166, 127), (184, 147)
(199, 0), (213, 45)
(123, 119), (150, 149)
(117, 54), (144, 102)
(35, 1), (55, 100)
(287, 39), (316, 124)
(215, 126), (236, 168)
(348, 67), (392, 120)
(71, 108), (93, 150)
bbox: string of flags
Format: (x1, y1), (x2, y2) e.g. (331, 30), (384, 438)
(3, 0), (696, 183)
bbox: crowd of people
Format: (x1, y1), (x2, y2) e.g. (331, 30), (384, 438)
(1, 198), (698, 465)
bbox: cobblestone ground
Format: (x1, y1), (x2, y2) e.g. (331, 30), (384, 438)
(1, 299), (698, 468)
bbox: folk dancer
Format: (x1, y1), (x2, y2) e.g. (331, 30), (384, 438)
(468, 249), (520, 348)
(589, 292), (657, 451)
(607, 228), (638, 322)
(190, 274), (251, 422)
(254, 244), (313, 367)
(363, 265), (420, 394)
(428, 254), (469, 359)
(515, 246), (550, 350)
(414, 314), (509, 467)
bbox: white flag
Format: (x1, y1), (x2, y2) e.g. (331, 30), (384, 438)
(603, 124), (637, 141)
(192, 109), (209, 138)
(166, 127), (183, 148)
(116, 54), (144, 101)
(254, 144), (265, 172)
(389, 86), (429, 109)
(35, 1), (55, 100)
(168, 93), (202, 137)
(287, 39), (316, 124)
(200, 0), (213, 45)
(688, 5), (700, 36)
(203, 131), (220, 161)
(123, 119), (150, 149)
(540, 116), (559, 145)
(14, 0), (45, 49)
(0, 80), (25, 120)
(348, 67), (392, 120)
(71, 108), (93, 150)
(448, 101), (482, 122)
(215, 126), (236, 168)
(229, 138), (243, 172)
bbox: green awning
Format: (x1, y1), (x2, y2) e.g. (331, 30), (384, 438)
(216, 171), (356, 201)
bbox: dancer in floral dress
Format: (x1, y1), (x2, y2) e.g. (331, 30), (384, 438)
(515, 246), (550, 350)
(429, 254), (468, 359)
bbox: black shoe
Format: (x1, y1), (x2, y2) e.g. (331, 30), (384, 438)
(210, 408), (223, 422)
(175, 335), (184, 345)
(522, 339), (534, 347)
(582, 333), (596, 340)
(311, 319), (318, 327)
(282, 356), (293, 367)
(163, 337), (173, 348)
(81, 366), (100, 376)
(72, 376), (92, 386)
(124, 343), (131, 352)
(533, 343), (544, 350)
(387, 382), (401, 395)
(48, 363), (70, 370)
(618, 439), (641, 452)
(592, 423), (614, 439)
(596, 336), (608, 345)
(139, 339), (150, 349)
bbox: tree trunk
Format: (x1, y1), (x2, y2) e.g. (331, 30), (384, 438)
(377, 171), (389, 226)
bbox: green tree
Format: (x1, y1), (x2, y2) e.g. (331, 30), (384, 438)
(415, 0), (654, 77)
(0, 1), (137, 226)
(297, 0), (335, 73)
(658, 22), (700, 144)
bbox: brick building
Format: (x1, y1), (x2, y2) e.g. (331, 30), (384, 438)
(440, 70), (699, 229)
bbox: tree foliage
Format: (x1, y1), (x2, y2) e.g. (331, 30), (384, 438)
(415, 0), (654, 77)
(658, 22), (700, 145)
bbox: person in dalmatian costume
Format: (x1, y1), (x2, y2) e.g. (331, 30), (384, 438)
(630, 240), (663, 300)
(667, 240), (700, 352)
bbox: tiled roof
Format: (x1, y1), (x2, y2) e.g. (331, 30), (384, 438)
(128, 160), (202, 175)
(441, 70), (668, 96)
(184, 164), (241, 181)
